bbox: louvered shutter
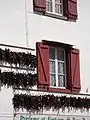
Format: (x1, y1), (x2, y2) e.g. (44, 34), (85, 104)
(68, 0), (78, 21)
(33, 0), (46, 12)
(36, 42), (50, 86)
(70, 48), (81, 92)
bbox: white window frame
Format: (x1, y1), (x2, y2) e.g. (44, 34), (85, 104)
(49, 47), (66, 88)
(46, 0), (63, 16)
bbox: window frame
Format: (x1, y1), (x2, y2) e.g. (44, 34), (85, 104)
(46, 0), (63, 16)
(49, 46), (67, 89)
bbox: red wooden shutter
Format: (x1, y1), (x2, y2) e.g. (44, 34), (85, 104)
(33, 0), (46, 12)
(66, 48), (81, 92)
(68, 0), (78, 21)
(70, 48), (81, 92)
(36, 42), (50, 86)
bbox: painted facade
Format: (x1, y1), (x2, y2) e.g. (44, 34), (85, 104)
(0, 0), (90, 120)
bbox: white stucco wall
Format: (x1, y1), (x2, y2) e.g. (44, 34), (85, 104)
(0, 0), (90, 119)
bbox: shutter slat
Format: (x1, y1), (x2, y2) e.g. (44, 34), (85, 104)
(36, 42), (50, 86)
(68, 0), (78, 21)
(33, 0), (46, 12)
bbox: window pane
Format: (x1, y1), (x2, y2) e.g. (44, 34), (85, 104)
(55, 4), (58, 14)
(58, 75), (65, 87)
(50, 61), (55, 73)
(55, 0), (62, 3)
(57, 49), (64, 61)
(58, 5), (62, 14)
(55, 0), (63, 14)
(58, 62), (65, 74)
(49, 2), (52, 12)
(50, 74), (56, 86)
(46, 0), (53, 12)
(49, 48), (55, 60)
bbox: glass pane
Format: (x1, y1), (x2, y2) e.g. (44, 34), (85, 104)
(49, 48), (55, 60)
(57, 49), (64, 61)
(58, 5), (62, 14)
(46, 0), (52, 12)
(58, 62), (65, 74)
(55, 4), (58, 13)
(50, 61), (55, 73)
(48, 2), (52, 12)
(46, 1), (48, 11)
(58, 75), (65, 87)
(46, 0), (52, 2)
(55, 0), (61, 3)
(50, 74), (56, 86)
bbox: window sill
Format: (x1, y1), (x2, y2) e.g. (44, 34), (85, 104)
(45, 12), (68, 21)
(50, 86), (66, 89)
(49, 87), (71, 93)
(37, 85), (80, 94)
(37, 85), (74, 94)
(33, 11), (68, 21)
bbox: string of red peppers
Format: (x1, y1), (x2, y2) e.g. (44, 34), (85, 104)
(0, 70), (37, 88)
(0, 48), (36, 69)
(13, 94), (90, 112)
(0, 48), (37, 88)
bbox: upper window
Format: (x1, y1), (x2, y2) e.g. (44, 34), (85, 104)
(46, 0), (63, 15)
(33, 0), (78, 22)
(49, 47), (66, 87)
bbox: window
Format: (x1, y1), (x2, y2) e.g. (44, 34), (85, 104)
(46, 0), (63, 15)
(36, 41), (81, 93)
(49, 47), (66, 87)
(33, 0), (78, 22)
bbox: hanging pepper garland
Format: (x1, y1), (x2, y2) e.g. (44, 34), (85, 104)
(0, 70), (37, 88)
(0, 47), (37, 88)
(0, 48), (36, 68)
(13, 94), (90, 112)
(1, 47), (90, 112)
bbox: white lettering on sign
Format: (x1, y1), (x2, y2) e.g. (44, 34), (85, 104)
(14, 115), (87, 120)
(20, 116), (39, 120)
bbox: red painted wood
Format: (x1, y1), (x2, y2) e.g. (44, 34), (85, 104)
(68, 0), (78, 21)
(36, 42), (80, 93)
(70, 48), (81, 92)
(33, 0), (46, 12)
(49, 88), (71, 93)
(36, 42), (50, 86)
